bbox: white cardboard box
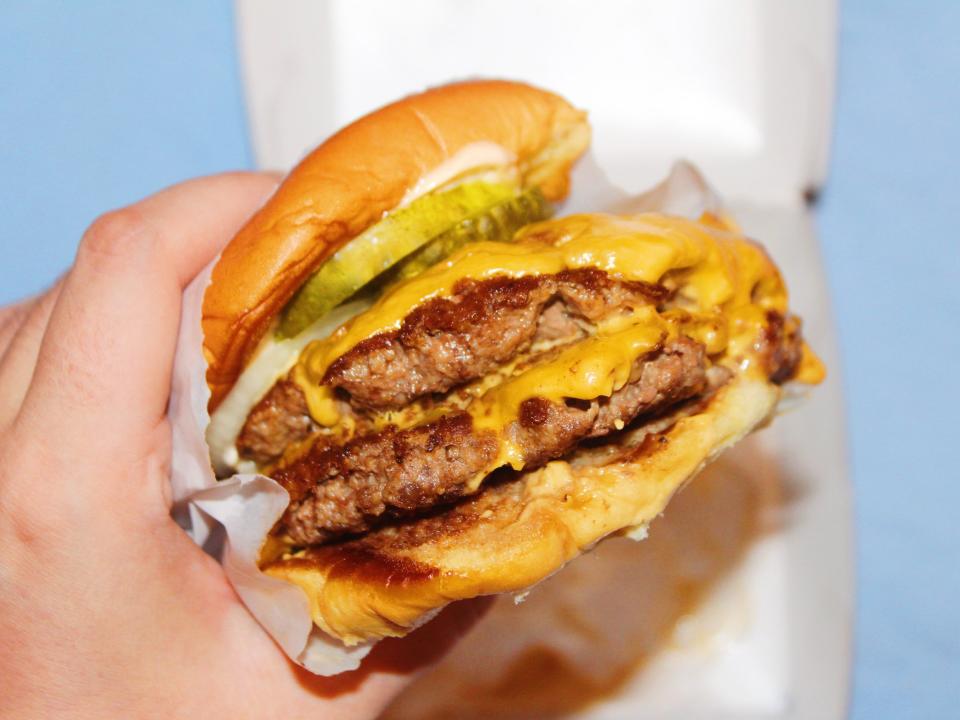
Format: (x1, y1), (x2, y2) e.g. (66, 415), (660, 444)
(235, 2), (852, 717)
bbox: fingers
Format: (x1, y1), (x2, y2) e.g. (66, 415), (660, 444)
(0, 297), (35, 355)
(0, 282), (64, 428)
(0, 293), (41, 363)
(14, 172), (279, 470)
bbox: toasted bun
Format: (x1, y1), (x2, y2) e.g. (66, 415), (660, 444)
(203, 80), (590, 409)
(262, 372), (779, 645)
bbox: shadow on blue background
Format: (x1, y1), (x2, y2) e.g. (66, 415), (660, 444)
(1, 1), (957, 717)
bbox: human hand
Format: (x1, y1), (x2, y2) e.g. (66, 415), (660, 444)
(0, 173), (489, 719)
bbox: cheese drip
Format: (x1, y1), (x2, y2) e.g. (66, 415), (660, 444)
(292, 212), (823, 430)
(470, 308), (666, 473)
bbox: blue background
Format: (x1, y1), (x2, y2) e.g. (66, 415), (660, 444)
(1, 2), (957, 717)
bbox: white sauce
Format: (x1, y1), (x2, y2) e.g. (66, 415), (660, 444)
(398, 141), (516, 207)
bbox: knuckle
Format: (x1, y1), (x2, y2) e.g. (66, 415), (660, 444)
(0, 449), (59, 555)
(79, 207), (151, 267)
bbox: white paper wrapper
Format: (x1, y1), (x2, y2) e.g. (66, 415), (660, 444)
(169, 262), (373, 674)
(167, 158), (720, 676)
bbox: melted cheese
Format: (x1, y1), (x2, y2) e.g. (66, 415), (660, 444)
(292, 212), (823, 446)
(471, 308), (667, 473)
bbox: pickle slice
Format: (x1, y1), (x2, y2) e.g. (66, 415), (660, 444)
(383, 187), (551, 287)
(277, 182), (549, 338)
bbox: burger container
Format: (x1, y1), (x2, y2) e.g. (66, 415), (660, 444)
(171, 1), (852, 716)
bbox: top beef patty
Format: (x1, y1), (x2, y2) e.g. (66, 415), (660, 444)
(324, 267), (671, 408)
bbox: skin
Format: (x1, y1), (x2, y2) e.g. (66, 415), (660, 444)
(0, 173), (490, 719)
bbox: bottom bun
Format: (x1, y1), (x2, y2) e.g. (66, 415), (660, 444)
(261, 372), (780, 646)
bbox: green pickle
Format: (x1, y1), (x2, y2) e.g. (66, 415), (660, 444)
(277, 182), (552, 338)
(384, 187), (550, 287)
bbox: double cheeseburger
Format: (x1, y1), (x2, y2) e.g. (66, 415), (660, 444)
(202, 80), (824, 646)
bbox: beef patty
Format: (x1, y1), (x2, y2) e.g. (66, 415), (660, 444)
(238, 268), (669, 466)
(275, 337), (710, 545)
(325, 269), (669, 409)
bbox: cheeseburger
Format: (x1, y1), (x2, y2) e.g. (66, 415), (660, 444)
(201, 80), (824, 646)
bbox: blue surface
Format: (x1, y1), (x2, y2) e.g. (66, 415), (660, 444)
(1, 2), (958, 718)
(818, 3), (960, 718)
(0, 2), (251, 299)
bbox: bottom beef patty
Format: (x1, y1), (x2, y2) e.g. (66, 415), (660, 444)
(275, 337), (710, 545)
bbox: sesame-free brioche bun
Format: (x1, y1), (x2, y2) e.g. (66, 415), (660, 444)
(202, 80), (590, 410)
(261, 371), (779, 646)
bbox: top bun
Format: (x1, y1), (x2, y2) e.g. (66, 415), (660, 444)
(202, 80), (590, 409)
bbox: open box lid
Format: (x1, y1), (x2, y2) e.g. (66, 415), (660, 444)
(236, 0), (835, 207)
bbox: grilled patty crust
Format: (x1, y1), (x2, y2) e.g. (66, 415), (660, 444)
(275, 337), (709, 545)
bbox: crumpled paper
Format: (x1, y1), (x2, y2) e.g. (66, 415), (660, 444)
(168, 158), (721, 676)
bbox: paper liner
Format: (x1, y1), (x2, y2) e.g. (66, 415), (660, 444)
(168, 159), (720, 675)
